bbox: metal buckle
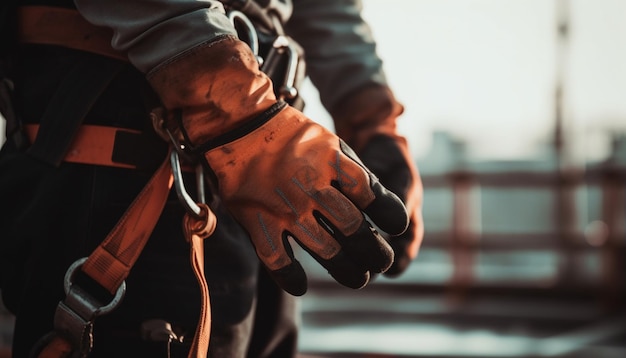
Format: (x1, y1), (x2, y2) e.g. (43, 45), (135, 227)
(54, 257), (126, 357)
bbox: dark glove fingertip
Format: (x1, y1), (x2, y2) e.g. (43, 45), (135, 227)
(268, 261), (308, 296)
(383, 232), (414, 277)
(316, 213), (393, 274)
(358, 224), (394, 274)
(338, 138), (409, 235)
(325, 251), (370, 290)
(383, 255), (411, 278)
(366, 181), (409, 235)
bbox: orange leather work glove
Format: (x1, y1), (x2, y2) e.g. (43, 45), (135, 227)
(148, 36), (409, 296)
(331, 85), (424, 277)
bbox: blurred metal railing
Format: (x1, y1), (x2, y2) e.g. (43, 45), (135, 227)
(420, 162), (626, 314)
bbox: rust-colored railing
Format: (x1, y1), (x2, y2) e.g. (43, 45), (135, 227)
(420, 163), (625, 313)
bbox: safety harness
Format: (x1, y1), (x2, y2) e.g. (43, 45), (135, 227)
(15, 7), (216, 358)
(9, 4), (305, 358)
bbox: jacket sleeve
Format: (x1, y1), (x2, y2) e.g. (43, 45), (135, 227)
(73, 0), (238, 74)
(285, 0), (388, 113)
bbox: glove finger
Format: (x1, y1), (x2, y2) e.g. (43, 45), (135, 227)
(359, 134), (425, 277)
(293, 238), (371, 290)
(266, 253), (308, 297)
(360, 134), (412, 203)
(319, 250), (370, 290)
(281, 188), (392, 289)
(314, 211), (394, 274)
(337, 140), (409, 236)
(291, 182), (393, 274)
(383, 221), (417, 277)
(242, 211), (310, 296)
(282, 208), (370, 290)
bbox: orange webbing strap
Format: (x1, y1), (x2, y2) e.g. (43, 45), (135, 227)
(33, 150), (174, 358)
(80, 149), (175, 294)
(183, 204), (217, 358)
(33, 149), (215, 358)
(24, 124), (140, 169)
(18, 5), (127, 62)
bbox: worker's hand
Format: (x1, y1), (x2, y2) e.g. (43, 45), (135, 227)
(148, 36), (409, 296)
(332, 86), (424, 277)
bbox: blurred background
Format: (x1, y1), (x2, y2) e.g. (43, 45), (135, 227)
(1, 0), (625, 357)
(296, 0), (626, 357)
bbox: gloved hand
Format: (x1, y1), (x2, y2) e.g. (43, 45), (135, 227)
(148, 36), (409, 296)
(331, 85), (424, 277)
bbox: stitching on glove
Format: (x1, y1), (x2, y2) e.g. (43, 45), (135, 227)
(291, 177), (342, 225)
(257, 212), (277, 252)
(275, 185), (325, 245)
(329, 151), (358, 190)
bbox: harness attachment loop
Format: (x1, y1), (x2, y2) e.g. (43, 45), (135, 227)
(52, 257), (126, 357)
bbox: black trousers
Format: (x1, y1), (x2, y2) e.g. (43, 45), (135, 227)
(0, 45), (298, 358)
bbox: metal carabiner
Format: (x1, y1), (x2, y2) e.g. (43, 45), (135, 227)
(261, 35), (300, 101)
(170, 150), (206, 219)
(228, 10), (263, 65)
(149, 106), (207, 220)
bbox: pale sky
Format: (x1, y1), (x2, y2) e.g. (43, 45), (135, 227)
(302, 0), (626, 163)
